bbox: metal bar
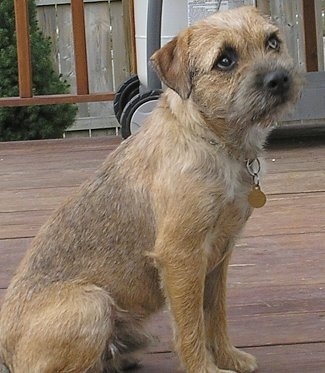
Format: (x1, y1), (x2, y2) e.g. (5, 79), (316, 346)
(14, 0), (33, 98)
(71, 0), (90, 94)
(0, 93), (115, 107)
(147, 0), (162, 90)
(302, 0), (318, 72)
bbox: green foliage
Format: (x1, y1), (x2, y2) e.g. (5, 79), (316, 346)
(0, 0), (77, 141)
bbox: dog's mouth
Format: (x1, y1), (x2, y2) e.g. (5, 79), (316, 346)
(249, 90), (293, 123)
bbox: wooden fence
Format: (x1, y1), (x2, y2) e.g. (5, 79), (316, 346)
(260, 0), (324, 72)
(35, 0), (131, 135)
(35, 0), (325, 135)
(268, 0), (325, 130)
(0, 0), (324, 136)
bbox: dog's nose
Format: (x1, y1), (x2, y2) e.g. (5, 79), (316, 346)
(264, 70), (290, 95)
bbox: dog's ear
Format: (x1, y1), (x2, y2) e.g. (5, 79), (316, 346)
(150, 30), (192, 99)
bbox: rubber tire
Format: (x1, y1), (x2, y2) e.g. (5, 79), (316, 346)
(120, 90), (162, 139)
(113, 75), (140, 123)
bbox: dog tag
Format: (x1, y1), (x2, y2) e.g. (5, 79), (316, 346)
(248, 185), (267, 208)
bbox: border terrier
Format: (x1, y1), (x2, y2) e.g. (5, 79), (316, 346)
(0, 6), (302, 373)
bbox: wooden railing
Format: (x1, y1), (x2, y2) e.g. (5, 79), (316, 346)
(0, 0), (322, 108)
(0, 0), (115, 107)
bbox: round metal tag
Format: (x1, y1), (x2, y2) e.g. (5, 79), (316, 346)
(248, 186), (267, 208)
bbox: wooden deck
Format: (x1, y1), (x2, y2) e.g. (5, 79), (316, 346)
(0, 136), (324, 372)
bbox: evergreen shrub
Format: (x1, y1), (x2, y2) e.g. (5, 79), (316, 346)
(0, 0), (77, 141)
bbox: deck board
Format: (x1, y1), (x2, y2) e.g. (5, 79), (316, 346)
(0, 136), (324, 372)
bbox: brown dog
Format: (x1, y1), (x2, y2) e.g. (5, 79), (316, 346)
(0, 6), (302, 373)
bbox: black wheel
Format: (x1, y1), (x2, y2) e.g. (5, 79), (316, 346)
(120, 90), (162, 139)
(113, 75), (140, 123)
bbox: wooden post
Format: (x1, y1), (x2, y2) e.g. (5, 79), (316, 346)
(14, 0), (33, 98)
(122, 0), (137, 74)
(256, 0), (271, 16)
(315, 0), (324, 71)
(71, 0), (89, 94)
(302, 0), (318, 72)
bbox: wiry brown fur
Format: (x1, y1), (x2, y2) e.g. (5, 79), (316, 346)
(0, 6), (302, 373)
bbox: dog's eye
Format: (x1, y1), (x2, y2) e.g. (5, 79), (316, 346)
(267, 35), (280, 51)
(214, 48), (237, 71)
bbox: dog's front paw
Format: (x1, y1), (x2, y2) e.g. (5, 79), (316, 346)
(201, 361), (237, 373)
(200, 366), (237, 373)
(218, 347), (257, 373)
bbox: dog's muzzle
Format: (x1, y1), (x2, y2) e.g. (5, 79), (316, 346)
(263, 69), (291, 98)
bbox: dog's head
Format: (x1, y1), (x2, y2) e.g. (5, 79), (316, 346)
(151, 6), (303, 128)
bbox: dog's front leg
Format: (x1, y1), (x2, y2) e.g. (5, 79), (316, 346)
(154, 233), (235, 373)
(204, 250), (257, 373)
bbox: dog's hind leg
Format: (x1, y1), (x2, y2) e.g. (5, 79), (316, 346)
(0, 364), (9, 373)
(11, 283), (116, 373)
(102, 312), (152, 372)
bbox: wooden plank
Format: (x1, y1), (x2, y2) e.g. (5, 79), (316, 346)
(84, 2), (114, 120)
(147, 308), (325, 351)
(0, 238), (32, 288)
(263, 171), (325, 194)
(36, 0), (121, 5)
(56, 3), (76, 93)
(228, 284), (325, 312)
(0, 136), (120, 153)
(67, 116), (119, 132)
(110, 0), (130, 87)
(137, 343), (325, 373)
(246, 344), (325, 373)
(0, 211), (52, 240)
(0, 168), (95, 190)
(295, 0), (306, 70)
(36, 5), (59, 73)
(265, 141), (325, 173)
(85, 2), (114, 92)
(315, 0), (324, 70)
(14, 0), (33, 98)
(0, 93), (115, 107)
(0, 186), (77, 213)
(269, 0), (301, 67)
(302, 0), (318, 72)
(231, 233), (325, 287)
(244, 193), (325, 237)
(282, 1), (299, 65)
(71, 0), (89, 94)
(0, 147), (115, 173)
(122, 0), (137, 74)
(0, 152), (109, 173)
(256, 0), (271, 15)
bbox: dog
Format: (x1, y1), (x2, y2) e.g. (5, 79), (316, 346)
(0, 6), (302, 373)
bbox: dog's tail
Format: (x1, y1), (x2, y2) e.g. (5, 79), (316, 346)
(0, 363), (10, 373)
